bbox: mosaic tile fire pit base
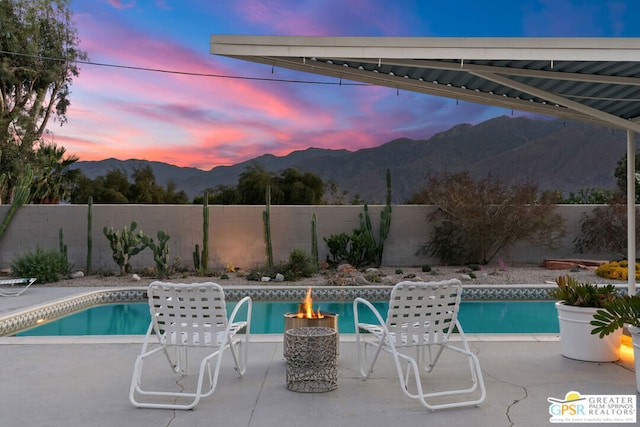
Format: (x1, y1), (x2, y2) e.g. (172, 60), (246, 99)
(285, 327), (337, 393)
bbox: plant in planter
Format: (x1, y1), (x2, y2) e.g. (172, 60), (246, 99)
(548, 275), (621, 362)
(591, 295), (640, 392)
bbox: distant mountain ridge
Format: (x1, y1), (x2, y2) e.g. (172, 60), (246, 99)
(73, 116), (637, 203)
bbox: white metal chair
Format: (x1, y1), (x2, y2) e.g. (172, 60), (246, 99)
(0, 278), (37, 297)
(354, 279), (486, 410)
(129, 282), (252, 410)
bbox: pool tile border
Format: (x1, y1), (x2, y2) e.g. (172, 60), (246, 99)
(0, 283), (627, 336)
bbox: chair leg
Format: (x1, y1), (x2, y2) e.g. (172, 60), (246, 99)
(419, 345), (486, 410)
(357, 336), (384, 379)
(130, 346), (224, 410)
(227, 336), (247, 376)
(389, 344), (486, 411)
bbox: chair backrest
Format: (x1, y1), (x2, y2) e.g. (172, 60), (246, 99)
(147, 282), (228, 346)
(386, 279), (462, 346)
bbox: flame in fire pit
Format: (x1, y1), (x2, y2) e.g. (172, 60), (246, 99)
(297, 288), (324, 319)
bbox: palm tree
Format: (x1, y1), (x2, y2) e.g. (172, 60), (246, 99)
(31, 142), (80, 204)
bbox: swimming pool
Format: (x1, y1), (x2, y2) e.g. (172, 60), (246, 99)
(16, 300), (559, 336)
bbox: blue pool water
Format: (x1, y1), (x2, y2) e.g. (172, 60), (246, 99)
(17, 300), (559, 336)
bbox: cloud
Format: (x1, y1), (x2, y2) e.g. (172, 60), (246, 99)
(64, 0), (629, 171)
(107, 0), (136, 10)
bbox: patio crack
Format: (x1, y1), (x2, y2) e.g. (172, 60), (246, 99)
(246, 345), (278, 427)
(163, 375), (185, 426)
(505, 382), (528, 427)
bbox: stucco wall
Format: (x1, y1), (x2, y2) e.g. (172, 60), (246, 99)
(0, 204), (614, 273)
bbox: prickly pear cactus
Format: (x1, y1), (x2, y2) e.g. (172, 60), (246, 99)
(142, 230), (171, 278)
(103, 221), (146, 275)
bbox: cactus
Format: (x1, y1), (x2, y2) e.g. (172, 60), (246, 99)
(142, 230), (171, 278)
(193, 243), (201, 271)
(378, 168), (393, 265)
(311, 212), (319, 271)
(86, 196), (93, 275)
(193, 192), (209, 273)
(0, 165), (34, 240)
(59, 228), (68, 263)
(103, 221), (146, 275)
(263, 185), (273, 267)
(359, 168), (392, 267)
(202, 192), (209, 271)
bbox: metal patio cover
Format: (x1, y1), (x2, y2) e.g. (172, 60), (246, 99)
(209, 36), (640, 132)
(210, 36), (640, 293)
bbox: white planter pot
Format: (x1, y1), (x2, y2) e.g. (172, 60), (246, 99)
(628, 325), (640, 393)
(555, 301), (622, 362)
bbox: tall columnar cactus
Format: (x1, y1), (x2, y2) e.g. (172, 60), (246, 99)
(193, 192), (209, 272)
(142, 230), (171, 278)
(193, 243), (201, 271)
(59, 227), (68, 263)
(0, 165), (34, 240)
(86, 196), (93, 275)
(359, 168), (392, 267)
(311, 212), (319, 271)
(263, 185), (273, 267)
(202, 192), (209, 271)
(378, 168), (393, 265)
(103, 221), (146, 275)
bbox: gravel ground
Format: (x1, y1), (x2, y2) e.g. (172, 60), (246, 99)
(43, 263), (622, 288)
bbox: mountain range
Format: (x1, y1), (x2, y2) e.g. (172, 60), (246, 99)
(73, 115), (638, 203)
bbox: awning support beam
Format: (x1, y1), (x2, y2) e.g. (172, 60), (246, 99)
(628, 130), (636, 296)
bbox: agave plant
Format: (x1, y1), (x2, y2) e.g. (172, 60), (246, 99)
(590, 295), (640, 338)
(548, 275), (618, 308)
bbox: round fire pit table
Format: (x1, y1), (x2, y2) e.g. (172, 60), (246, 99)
(285, 327), (338, 393)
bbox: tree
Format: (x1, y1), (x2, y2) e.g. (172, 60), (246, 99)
(574, 203), (639, 258)
(277, 168), (324, 204)
(194, 185), (239, 204)
(31, 142), (79, 203)
(163, 181), (189, 204)
(562, 188), (615, 204)
(129, 166), (164, 203)
(237, 163), (278, 204)
(0, 0), (87, 203)
(614, 152), (640, 203)
(419, 171), (566, 265)
(70, 166), (190, 204)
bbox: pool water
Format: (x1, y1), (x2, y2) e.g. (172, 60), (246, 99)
(17, 300), (559, 336)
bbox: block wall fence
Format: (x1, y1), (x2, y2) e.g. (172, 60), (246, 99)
(0, 204), (611, 273)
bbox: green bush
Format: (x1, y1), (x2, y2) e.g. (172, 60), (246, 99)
(11, 247), (71, 283)
(324, 227), (377, 268)
(286, 248), (315, 280)
(246, 249), (315, 282)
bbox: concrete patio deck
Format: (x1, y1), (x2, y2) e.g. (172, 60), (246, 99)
(0, 288), (637, 427)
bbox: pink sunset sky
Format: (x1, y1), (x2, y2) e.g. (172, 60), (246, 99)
(49, 0), (640, 170)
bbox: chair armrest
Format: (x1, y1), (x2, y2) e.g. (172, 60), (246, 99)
(353, 297), (387, 330)
(227, 296), (252, 332)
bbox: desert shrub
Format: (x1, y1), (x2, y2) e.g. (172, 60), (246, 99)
(595, 260), (640, 280)
(574, 203), (640, 259)
(11, 247), (71, 283)
(324, 227), (377, 268)
(286, 248), (315, 280)
(417, 171), (566, 265)
(363, 271), (382, 282)
(246, 249), (315, 282)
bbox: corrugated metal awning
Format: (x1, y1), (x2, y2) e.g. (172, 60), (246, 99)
(210, 36), (640, 132)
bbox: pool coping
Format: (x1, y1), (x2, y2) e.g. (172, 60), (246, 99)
(0, 283), (628, 336)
